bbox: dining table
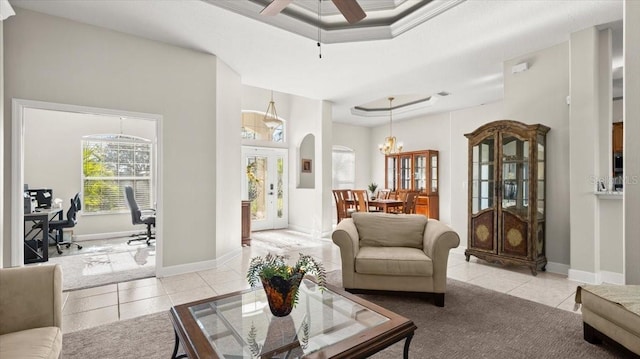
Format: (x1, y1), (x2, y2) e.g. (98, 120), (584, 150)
(346, 198), (404, 213)
(368, 198), (404, 213)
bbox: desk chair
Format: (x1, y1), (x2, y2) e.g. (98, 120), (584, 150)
(125, 186), (155, 245)
(46, 193), (83, 254)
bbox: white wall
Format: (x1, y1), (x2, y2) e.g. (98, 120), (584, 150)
(612, 99), (623, 122)
(504, 42), (571, 268)
(23, 108), (156, 236)
(569, 28), (600, 276)
(0, 21), (4, 267)
(287, 96), (327, 237)
(215, 59), (242, 258)
(3, 9), (238, 269)
(332, 122), (371, 190)
(624, 1), (640, 284)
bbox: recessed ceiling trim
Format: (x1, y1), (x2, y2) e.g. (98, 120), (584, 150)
(204, 0), (466, 44)
(351, 96), (439, 118)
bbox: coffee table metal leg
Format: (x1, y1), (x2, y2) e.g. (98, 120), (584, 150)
(172, 330), (188, 359)
(403, 332), (414, 359)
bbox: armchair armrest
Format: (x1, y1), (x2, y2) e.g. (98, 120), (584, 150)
(331, 218), (360, 288)
(0, 265), (62, 335)
(422, 219), (460, 292)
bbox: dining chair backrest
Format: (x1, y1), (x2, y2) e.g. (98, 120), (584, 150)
(397, 190), (409, 202)
(332, 189), (351, 223)
(378, 189), (391, 200)
(351, 190), (369, 213)
(403, 191), (420, 214)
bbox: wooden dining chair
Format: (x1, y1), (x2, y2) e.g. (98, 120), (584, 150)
(351, 190), (369, 213)
(332, 189), (352, 223)
(403, 191), (420, 214)
(378, 189), (391, 200)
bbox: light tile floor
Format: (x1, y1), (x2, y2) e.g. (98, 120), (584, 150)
(61, 230), (585, 333)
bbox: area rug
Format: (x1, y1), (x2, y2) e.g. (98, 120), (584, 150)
(62, 272), (631, 358)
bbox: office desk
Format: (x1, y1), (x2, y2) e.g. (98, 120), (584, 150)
(24, 207), (63, 264)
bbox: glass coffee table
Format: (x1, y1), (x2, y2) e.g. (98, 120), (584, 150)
(169, 278), (416, 358)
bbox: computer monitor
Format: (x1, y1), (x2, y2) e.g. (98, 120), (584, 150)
(27, 189), (53, 209)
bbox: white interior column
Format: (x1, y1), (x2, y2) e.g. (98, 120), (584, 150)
(0, 21), (4, 268)
(624, 0), (640, 284)
(568, 27), (600, 282)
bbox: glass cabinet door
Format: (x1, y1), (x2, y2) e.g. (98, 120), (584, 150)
(385, 155), (398, 191)
(537, 135), (545, 218)
(430, 153), (438, 194)
(501, 134), (529, 218)
(413, 154), (427, 192)
(471, 138), (495, 214)
(399, 154), (412, 190)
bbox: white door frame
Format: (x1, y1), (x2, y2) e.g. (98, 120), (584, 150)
(241, 146), (288, 231)
(10, 99), (164, 272)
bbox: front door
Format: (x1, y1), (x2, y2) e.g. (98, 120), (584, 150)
(242, 147), (288, 231)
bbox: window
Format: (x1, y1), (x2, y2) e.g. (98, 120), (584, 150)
(332, 146), (355, 189)
(241, 111), (285, 143)
(82, 134), (153, 213)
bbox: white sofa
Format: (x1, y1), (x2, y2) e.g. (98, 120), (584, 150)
(0, 265), (63, 359)
(331, 212), (460, 306)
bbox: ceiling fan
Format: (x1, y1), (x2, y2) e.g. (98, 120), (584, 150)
(261, 0), (367, 24)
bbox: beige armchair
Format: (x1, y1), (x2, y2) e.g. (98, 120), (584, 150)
(332, 213), (459, 306)
(0, 265), (63, 359)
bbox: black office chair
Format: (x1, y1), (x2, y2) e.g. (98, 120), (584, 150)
(124, 186), (155, 245)
(47, 193), (83, 254)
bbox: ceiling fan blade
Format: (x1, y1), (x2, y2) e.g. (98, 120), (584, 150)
(260, 0), (293, 16)
(331, 0), (367, 24)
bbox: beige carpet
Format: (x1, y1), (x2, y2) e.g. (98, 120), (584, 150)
(61, 272), (633, 358)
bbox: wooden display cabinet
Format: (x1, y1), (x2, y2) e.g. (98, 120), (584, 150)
(384, 150), (439, 219)
(464, 120), (549, 275)
(612, 122), (623, 153)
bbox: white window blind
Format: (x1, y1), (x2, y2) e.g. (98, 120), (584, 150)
(82, 134), (152, 213)
(332, 146), (355, 189)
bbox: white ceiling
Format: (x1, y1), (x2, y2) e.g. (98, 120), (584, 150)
(11, 0), (623, 127)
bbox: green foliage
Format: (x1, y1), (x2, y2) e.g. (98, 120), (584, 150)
(83, 147), (119, 212)
(368, 182), (378, 193)
(246, 253), (326, 291)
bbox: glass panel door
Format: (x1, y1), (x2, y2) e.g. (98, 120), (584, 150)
(242, 147), (288, 231)
(399, 154), (412, 190)
(413, 154), (427, 192)
(502, 135), (529, 219)
(430, 153), (438, 194)
(471, 138), (495, 214)
(385, 155), (398, 191)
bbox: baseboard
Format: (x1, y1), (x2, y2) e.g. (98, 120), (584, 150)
(450, 246), (466, 255)
(155, 247), (242, 278)
(569, 269), (602, 284)
(600, 270), (625, 284)
(74, 230), (143, 242)
(545, 261), (570, 276)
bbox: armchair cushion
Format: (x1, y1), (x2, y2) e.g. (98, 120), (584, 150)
(352, 212), (427, 249)
(356, 247), (433, 276)
(0, 327), (62, 359)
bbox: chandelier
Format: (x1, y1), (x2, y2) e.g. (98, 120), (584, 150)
(263, 91), (281, 129)
(378, 97), (403, 155)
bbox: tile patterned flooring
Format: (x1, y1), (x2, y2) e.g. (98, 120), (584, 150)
(61, 230), (584, 333)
